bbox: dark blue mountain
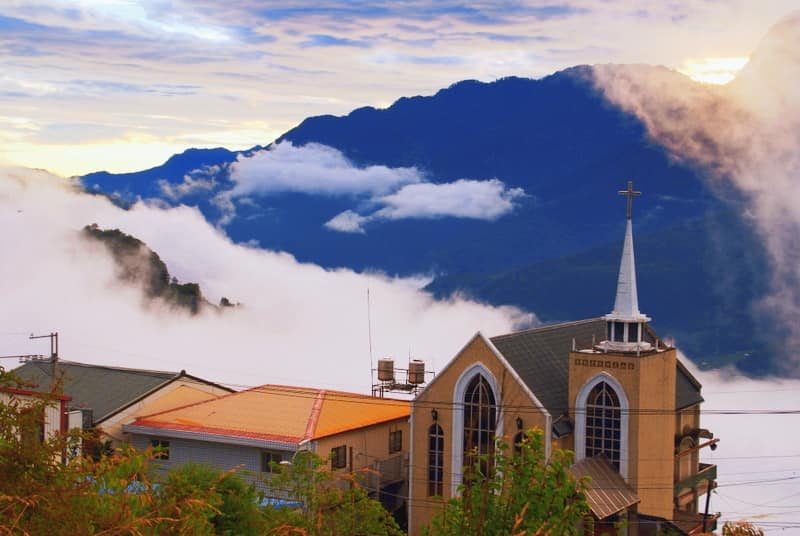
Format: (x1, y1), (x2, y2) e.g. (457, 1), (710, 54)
(78, 66), (775, 374)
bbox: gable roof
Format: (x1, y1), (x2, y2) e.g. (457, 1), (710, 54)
(490, 318), (703, 416)
(126, 385), (409, 448)
(12, 359), (230, 423)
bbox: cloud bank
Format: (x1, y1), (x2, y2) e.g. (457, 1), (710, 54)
(591, 12), (800, 373)
(223, 142), (525, 232)
(0, 166), (530, 393)
(692, 360), (800, 531)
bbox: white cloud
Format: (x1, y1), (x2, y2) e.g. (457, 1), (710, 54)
(375, 178), (526, 220)
(158, 165), (223, 201)
(0, 166), (531, 393)
(227, 142), (421, 198)
(226, 142), (525, 231)
(324, 178), (526, 232)
(324, 209), (368, 233)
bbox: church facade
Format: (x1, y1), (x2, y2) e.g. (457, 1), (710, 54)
(408, 183), (718, 535)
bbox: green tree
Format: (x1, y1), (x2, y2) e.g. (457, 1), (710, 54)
(263, 450), (403, 536)
(425, 429), (591, 536)
(0, 367), (224, 535)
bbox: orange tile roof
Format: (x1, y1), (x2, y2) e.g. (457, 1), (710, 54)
(134, 385), (221, 417)
(130, 385), (409, 444)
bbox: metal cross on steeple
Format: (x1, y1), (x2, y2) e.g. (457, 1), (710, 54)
(618, 181), (641, 220)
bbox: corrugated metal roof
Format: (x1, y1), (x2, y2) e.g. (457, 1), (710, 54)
(130, 385), (409, 445)
(570, 455), (640, 519)
(13, 360), (178, 422)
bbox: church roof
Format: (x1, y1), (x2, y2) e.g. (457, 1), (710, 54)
(490, 319), (703, 416)
(491, 318), (607, 416)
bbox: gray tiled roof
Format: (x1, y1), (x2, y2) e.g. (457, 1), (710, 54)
(491, 318), (608, 416)
(13, 360), (178, 423)
(490, 318), (703, 416)
(676, 361), (704, 409)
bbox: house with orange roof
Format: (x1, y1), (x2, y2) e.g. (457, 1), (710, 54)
(123, 384), (410, 524)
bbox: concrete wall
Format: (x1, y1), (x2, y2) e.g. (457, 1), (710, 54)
(408, 334), (548, 536)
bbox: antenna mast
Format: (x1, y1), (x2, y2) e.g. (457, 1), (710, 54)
(30, 332), (58, 388)
(367, 289), (374, 389)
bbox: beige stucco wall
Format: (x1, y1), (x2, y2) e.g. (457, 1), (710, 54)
(313, 416), (409, 483)
(568, 347), (677, 521)
(408, 334), (549, 536)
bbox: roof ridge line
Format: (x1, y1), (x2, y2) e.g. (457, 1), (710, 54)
(304, 389), (326, 441)
(134, 383), (246, 420)
(41, 359), (178, 376)
(491, 317), (603, 340)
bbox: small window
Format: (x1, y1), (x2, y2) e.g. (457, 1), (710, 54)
(331, 445), (347, 469)
(389, 430), (402, 454)
(614, 322), (625, 342)
(261, 451), (282, 473)
(150, 439), (170, 460)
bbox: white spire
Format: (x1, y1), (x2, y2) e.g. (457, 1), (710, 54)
(606, 219), (649, 322)
(604, 181), (650, 324)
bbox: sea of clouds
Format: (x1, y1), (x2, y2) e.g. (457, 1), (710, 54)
(1, 166), (798, 530)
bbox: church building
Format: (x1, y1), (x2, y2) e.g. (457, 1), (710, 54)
(408, 183), (718, 535)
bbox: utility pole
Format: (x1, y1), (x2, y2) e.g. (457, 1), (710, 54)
(30, 332), (58, 388)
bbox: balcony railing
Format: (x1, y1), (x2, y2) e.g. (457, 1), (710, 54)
(359, 453), (407, 493)
(674, 462), (717, 496)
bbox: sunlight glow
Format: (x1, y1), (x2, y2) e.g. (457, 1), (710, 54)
(678, 57), (750, 85)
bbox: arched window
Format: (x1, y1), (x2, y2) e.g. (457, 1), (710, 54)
(585, 381), (621, 470)
(428, 424), (444, 496)
(463, 374), (497, 477)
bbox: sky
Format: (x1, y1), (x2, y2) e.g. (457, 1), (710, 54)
(0, 0), (798, 177)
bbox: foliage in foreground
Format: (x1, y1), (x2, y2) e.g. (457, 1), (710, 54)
(263, 450), (403, 536)
(425, 428), (591, 536)
(0, 367), (400, 535)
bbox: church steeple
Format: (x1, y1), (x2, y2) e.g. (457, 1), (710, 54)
(601, 181), (652, 352)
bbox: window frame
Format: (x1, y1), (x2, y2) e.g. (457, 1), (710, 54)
(150, 438), (170, 460)
(261, 450), (283, 473)
(428, 423), (444, 496)
(389, 429), (403, 454)
(574, 373), (629, 479)
(330, 444), (347, 470)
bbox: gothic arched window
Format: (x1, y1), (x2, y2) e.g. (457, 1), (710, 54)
(463, 374), (497, 476)
(428, 424), (444, 496)
(585, 381), (622, 469)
